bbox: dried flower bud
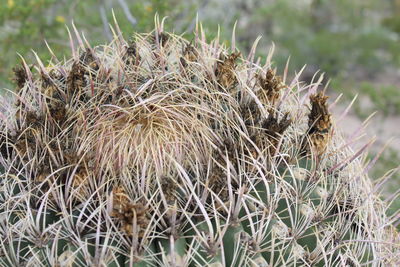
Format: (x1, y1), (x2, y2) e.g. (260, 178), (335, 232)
(305, 92), (332, 156)
(215, 52), (240, 89)
(257, 69), (285, 106)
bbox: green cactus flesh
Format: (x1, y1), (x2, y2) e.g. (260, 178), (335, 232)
(0, 19), (398, 266)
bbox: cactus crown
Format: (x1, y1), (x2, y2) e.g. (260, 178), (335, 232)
(0, 17), (398, 266)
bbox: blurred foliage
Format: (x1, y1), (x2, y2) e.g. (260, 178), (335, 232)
(232, 0), (400, 79)
(356, 83), (400, 117)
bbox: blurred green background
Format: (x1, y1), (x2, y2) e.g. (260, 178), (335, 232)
(1, 0), (399, 225)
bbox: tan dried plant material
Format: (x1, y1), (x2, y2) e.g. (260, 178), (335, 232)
(111, 186), (150, 238)
(0, 132), (13, 159)
(215, 52), (241, 89)
(48, 100), (66, 123)
(13, 65), (28, 90)
(41, 71), (57, 98)
(150, 31), (169, 48)
(38, 72), (68, 123)
(241, 100), (261, 127)
(71, 165), (90, 198)
(36, 165), (51, 183)
(80, 48), (99, 70)
(306, 92), (332, 156)
(67, 62), (86, 94)
(25, 111), (42, 127)
(34, 165), (58, 203)
(257, 69), (285, 106)
(247, 111), (291, 158)
(180, 43), (198, 67)
(262, 111), (292, 155)
(14, 128), (36, 157)
(160, 176), (178, 204)
(208, 141), (238, 204)
(35, 166), (52, 192)
(209, 167), (229, 202)
(123, 42), (140, 66)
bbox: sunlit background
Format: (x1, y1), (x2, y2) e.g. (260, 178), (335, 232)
(1, 0), (399, 220)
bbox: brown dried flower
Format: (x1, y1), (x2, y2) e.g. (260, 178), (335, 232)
(160, 176), (178, 204)
(209, 168), (228, 202)
(67, 62), (86, 94)
(241, 100), (261, 127)
(180, 43), (198, 67)
(71, 166), (90, 197)
(215, 52), (240, 89)
(306, 92), (332, 156)
(13, 65), (28, 90)
(80, 48), (99, 70)
(257, 69), (285, 106)
(262, 111), (292, 155)
(111, 186), (150, 238)
(123, 42), (140, 66)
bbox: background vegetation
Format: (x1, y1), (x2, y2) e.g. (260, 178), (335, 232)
(1, 0), (399, 226)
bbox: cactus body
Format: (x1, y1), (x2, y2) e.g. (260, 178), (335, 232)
(0, 19), (398, 266)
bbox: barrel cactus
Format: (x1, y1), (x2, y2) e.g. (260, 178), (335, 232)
(0, 18), (398, 266)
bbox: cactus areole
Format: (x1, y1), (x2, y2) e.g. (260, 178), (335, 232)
(0, 18), (398, 266)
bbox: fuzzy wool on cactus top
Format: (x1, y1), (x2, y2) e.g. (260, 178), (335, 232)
(0, 17), (399, 266)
